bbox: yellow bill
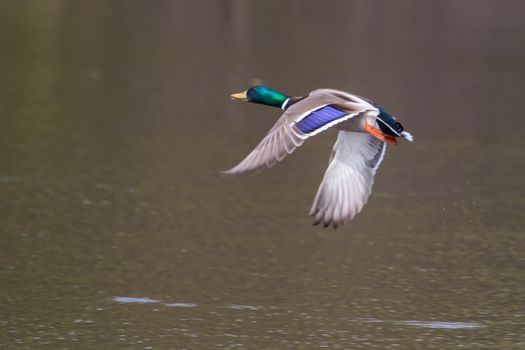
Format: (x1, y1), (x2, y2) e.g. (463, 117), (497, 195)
(230, 90), (248, 101)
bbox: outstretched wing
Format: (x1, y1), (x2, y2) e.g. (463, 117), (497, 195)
(221, 117), (306, 174)
(310, 131), (386, 228)
(223, 90), (377, 175)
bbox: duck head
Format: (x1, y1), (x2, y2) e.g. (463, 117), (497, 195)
(231, 86), (290, 109)
(376, 108), (414, 142)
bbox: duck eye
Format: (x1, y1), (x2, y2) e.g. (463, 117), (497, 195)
(246, 87), (256, 97)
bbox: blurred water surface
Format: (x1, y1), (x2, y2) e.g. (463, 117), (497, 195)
(0, 1), (524, 349)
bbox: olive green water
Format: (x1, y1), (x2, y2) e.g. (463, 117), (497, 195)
(1, 1), (524, 349)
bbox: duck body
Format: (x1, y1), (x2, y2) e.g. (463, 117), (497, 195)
(225, 86), (413, 228)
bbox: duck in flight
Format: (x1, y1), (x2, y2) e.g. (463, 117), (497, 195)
(224, 86), (413, 228)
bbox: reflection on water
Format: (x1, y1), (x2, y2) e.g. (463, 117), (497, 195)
(225, 305), (262, 311)
(397, 321), (484, 330)
(114, 296), (197, 308)
(1, 0), (524, 349)
(113, 297), (161, 304)
(165, 303), (197, 308)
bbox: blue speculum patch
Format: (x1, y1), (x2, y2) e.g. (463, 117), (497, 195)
(295, 105), (348, 134)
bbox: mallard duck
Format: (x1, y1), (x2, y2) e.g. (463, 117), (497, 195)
(224, 86), (413, 228)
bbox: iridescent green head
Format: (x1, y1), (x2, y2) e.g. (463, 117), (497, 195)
(231, 86), (289, 109)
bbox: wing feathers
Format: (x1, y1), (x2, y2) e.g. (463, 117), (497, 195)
(222, 122), (305, 175)
(310, 131), (386, 227)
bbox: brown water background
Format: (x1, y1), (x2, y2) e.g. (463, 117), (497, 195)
(0, 1), (524, 349)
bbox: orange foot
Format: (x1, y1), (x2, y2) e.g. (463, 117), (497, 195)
(365, 122), (397, 145)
